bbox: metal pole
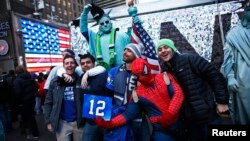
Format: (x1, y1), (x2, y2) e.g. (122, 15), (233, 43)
(34, 0), (37, 13)
(216, 0), (225, 46)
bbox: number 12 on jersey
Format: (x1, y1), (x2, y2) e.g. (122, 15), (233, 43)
(82, 94), (112, 121)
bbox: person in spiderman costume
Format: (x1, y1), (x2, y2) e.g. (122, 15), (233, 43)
(96, 58), (184, 141)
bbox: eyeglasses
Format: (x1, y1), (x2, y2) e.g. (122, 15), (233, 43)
(100, 20), (110, 26)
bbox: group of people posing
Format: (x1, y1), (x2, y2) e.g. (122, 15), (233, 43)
(43, 1), (250, 141)
(0, 1), (249, 141)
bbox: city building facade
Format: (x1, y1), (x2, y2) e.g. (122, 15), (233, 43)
(10, 0), (85, 24)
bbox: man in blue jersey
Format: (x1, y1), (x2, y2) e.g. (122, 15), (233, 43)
(105, 43), (151, 141)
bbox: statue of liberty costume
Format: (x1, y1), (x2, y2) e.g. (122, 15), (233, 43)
(80, 3), (131, 69)
(221, 0), (250, 124)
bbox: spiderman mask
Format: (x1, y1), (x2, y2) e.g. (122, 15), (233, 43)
(131, 58), (154, 86)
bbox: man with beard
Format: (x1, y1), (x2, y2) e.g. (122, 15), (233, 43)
(102, 43), (150, 141)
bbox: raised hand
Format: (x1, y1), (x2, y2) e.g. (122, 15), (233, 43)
(83, 4), (92, 14)
(128, 6), (138, 17)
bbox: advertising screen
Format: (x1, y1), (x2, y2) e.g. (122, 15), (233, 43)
(20, 18), (70, 73)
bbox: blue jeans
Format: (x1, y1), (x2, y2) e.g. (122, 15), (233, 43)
(34, 97), (42, 114)
(82, 122), (103, 141)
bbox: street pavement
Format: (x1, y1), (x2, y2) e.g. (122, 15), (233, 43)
(6, 114), (56, 141)
(5, 113), (232, 141)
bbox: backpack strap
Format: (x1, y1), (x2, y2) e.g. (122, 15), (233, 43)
(132, 90), (139, 103)
(132, 73), (170, 103)
(163, 72), (170, 85)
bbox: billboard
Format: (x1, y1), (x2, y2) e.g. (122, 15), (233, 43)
(20, 18), (70, 72)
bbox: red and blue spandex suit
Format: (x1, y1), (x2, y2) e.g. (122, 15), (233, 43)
(96, 58), (184, 140)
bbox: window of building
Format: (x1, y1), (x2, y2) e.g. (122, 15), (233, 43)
(58, 7), (62, 14)
(45, 3), (50, 10)
(51, 5), (56, 12)
(79, 6), (82, 13)
(64, 10), (67, 15)
(57, 0), (61, 4)
(63, 0), (66, 6)
(68, 2), (71, 8)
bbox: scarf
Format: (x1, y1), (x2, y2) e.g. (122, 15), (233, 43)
(96, 28), (116, 69)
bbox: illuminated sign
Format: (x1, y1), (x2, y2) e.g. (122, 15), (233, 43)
(0, 21), (10, 38)
(20, 18), (70, 72)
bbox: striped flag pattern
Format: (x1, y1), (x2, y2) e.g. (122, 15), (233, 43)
(131, 18), (160, 74)
(20, 18), (70, 72)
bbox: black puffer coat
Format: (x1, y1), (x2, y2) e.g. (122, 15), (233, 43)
(13, 72), (38, 105)
(162, 53), (229, 124)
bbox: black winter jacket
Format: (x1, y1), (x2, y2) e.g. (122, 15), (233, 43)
(13, 72), (38, 105)
(162, 53), (229, 124)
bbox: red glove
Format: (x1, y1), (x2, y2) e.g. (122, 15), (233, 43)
(95, 117), (114, 129)
(160, 112), (177, 129)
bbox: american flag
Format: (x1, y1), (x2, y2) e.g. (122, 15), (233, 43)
(21, 18), (70, 72)
(131, 18), (160, 74)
